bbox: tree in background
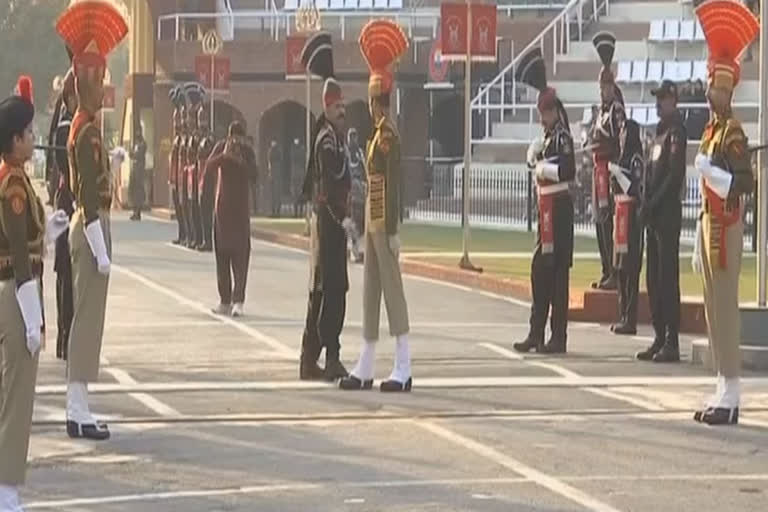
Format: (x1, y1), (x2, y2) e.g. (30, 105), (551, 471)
(0, 0), (128, 137)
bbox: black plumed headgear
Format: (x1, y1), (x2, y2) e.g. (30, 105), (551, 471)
(0, 76), (35, 154)
(301, 32), (342, 107)
(593, 31), (616, 83)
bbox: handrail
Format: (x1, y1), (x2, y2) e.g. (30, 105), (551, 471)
(471, 0), (593, 108)
(157, 4), (568, 42)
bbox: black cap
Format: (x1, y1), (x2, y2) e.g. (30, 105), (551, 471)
(515, 47), (548, 92)
(301, 31), (334, 80)
(651, 80), (678, 99)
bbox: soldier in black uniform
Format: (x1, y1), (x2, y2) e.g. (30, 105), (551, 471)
(298, 32), (351, 381)
(197, 105), (216, 252)
(184, 84), (206, 249)
(590, 32), (626, 291)
(512, 48), (575, 355)
(607, 119), (645, 335)
(636, 79), (686, 363)
(54, 69), (77, 360)
(169, 86), (187, 246)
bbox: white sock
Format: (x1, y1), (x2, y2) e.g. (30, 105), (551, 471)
(388, 334), (411, 383)
(0, 484), (21, 512)
(351, 340), (376, 380)
(67, 381), (95, 424)
(716, 377), (741, 409)
(706, 374), (725, 407)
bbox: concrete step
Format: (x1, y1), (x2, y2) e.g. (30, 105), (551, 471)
(560, 40), (708, 62)
(547, 79), (759, 104)
(603, 1), (688, 22)
(691, 339), (768, 372)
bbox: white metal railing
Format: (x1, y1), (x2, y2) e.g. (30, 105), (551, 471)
(470, 0), (610, 142)
(471, 101), (761, 144)
(157, 4), (566, 42)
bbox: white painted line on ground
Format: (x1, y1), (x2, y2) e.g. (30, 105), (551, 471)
(102, 368), (181, 417)
(24, 473), (768, 509)
(477, 343), (585, 379)
(105, 319), (539, 330)
(478, 342), (523, 361)
(112, 264), (296, 359)
(415, 420), (623, 512)
(36, 375), (749, 396)
(477, 343), (665, 410)
(581, 387), (665, 412)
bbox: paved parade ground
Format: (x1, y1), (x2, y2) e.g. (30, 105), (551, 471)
(24, 214), (768, 511)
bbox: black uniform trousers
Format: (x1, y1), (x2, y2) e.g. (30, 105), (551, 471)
(301, 209), (348, 363)
(595, 204), (614, 283)
(529, 193), (574, 345)
(214, 226), (250, 305)
(200, 179), (216, 248)
(615, 210), (644, 328)
(130, 168), (145, 216)
(187, 169), (203, 247)
(172, 188), (187, 242)
(54, 232), (73, 360)
(646, 210), (681, 345)
(301, 290), (346, 363)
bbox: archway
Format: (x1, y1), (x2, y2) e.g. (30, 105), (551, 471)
(258, 100), (315, 216)
(211, 99), (246, 140)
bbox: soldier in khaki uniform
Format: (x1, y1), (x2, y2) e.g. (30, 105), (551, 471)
(691, 0), (758, 426)
(0, 76), (69, 512)
(340, 20), (411, 392)
(57, 0), (128, 440)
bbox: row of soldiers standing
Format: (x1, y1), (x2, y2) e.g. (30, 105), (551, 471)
(169, 83), (217, 252)
(513, 0), (758, 426)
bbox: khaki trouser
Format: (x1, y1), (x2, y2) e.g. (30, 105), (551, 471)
(363, 231), (409, 341)
(68, 210), (111, 383)
(0, 279), (39, 485)
(700, 213), (742, 378)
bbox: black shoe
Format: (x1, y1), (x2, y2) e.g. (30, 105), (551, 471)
(598, 275), (618, 291)
(380, 377), (412, 393)
(299, 359), (325, 381)
(339, 375), (374, 390)
(513, 338), (544, 353)
(700, 407), (739, 426)
(693, 407), (712, 423)
(612, 323), (637, 335)
(197, 243), (213, 252)
(636, 340), (664, 361)
(172, 238), (184, 245)
(66, 420), (111, 441)
(540, 341), (566, 354)
(652, 344), (680, 363)
(324, 360), (349, 381)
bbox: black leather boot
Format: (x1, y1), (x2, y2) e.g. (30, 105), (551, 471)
(540, 338), (566, 354)
(636, 338), (664, 361)
(513, 337), (544, 353)
(323, 359), (349, 381)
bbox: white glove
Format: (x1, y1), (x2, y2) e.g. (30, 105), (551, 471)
(341, 217), (354, 232)
(692, 219), (703, 274)
(45, 209), (70, 245)
(15, 280), (42, 356)
(85, 220), (111, 275)
(695, 153), (732, 199)
(535, 161), (560, 182)
(526, 138), (544, 168)
(608, 163), (632, 194)
(388, 234), (401, 255)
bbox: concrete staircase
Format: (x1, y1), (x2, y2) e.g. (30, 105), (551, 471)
(487, 0), (760, 143)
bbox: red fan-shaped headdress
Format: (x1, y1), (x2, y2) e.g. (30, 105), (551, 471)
(359, 19), (409, 97)
(56, 0), (128, 76)
(696, 0), (759, 91)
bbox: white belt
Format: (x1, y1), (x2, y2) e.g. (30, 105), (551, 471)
(538, 182), (569, 196)
(615, 194), (635, 203)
